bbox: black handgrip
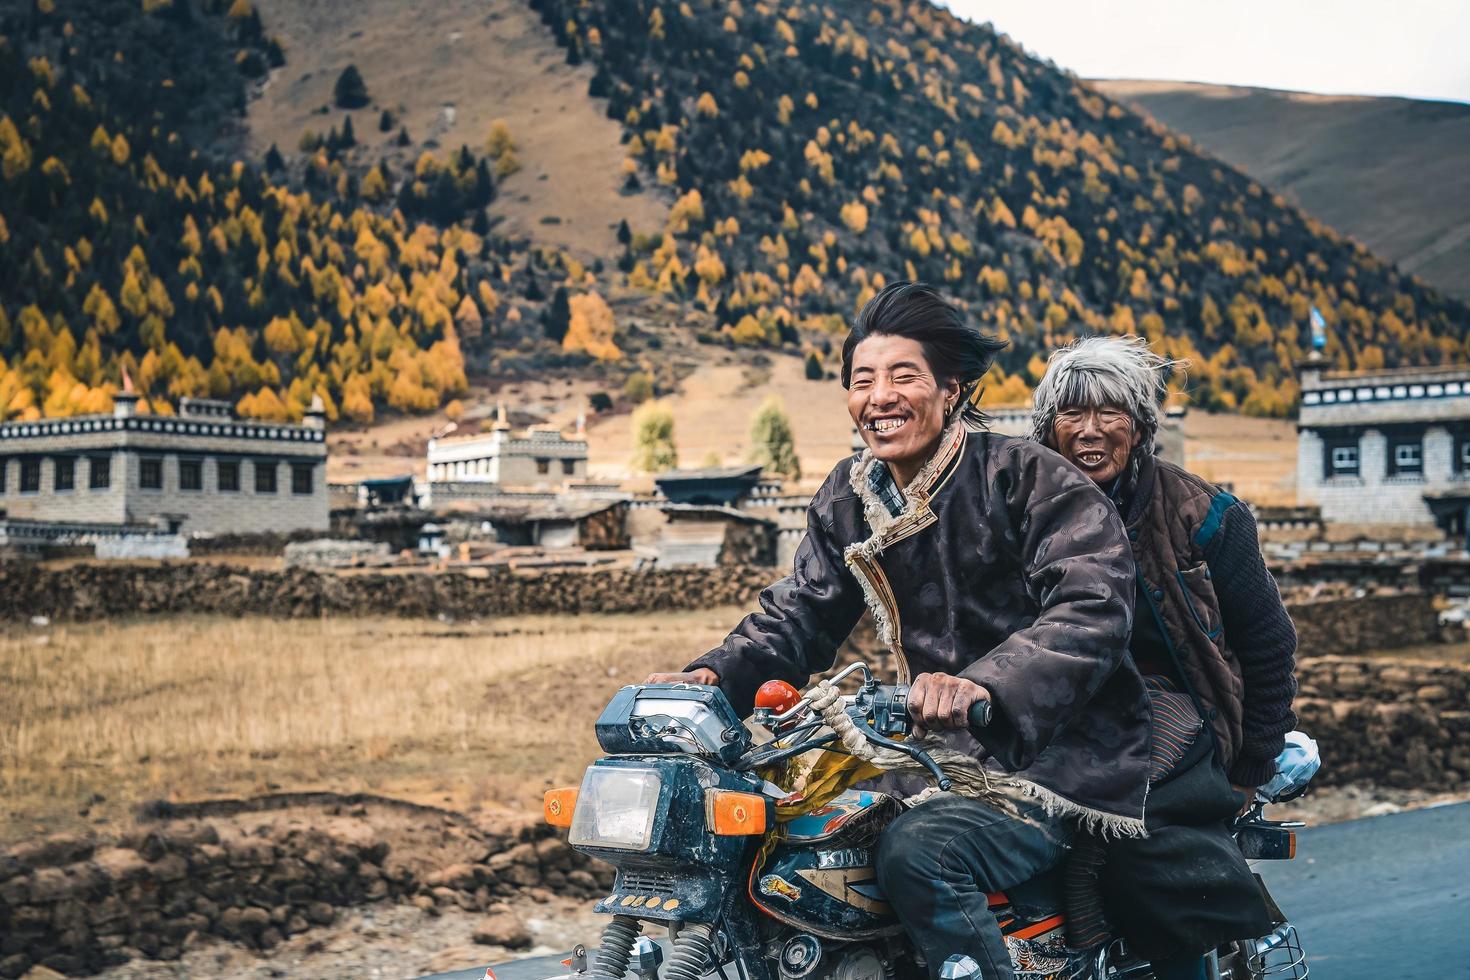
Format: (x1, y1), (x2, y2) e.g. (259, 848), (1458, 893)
(967, 699), (993, 730)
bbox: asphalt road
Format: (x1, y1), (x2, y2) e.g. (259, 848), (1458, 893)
(422, 802), (1470, 980)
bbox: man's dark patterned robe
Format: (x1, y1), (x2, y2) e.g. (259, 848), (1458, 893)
(689, 420), (1153, 835)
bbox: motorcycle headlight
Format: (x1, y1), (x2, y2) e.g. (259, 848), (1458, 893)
(569, 766), (662, 851)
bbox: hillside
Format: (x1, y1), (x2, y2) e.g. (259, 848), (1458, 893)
(1095, 79), (1470, 303)
(244, 0), (668, 256)
(519, 0), (1469, 414)
(3, 0), (1469, 433)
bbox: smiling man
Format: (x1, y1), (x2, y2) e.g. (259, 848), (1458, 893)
(647, 282), (1152, 980)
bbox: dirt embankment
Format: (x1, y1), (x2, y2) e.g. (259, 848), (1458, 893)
(0, 795), (610, 979)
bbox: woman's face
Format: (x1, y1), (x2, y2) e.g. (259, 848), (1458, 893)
(847, 335), (959, 484)
(1052, 404), (1141, 486)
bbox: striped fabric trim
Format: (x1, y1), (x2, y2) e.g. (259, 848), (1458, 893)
(1144, 674), (1204, 781)
(1064, 675), (1204, 950)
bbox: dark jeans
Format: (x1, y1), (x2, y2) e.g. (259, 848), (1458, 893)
(875, 793), (1071, 980)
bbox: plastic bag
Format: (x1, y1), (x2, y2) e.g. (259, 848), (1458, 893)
(1257, 730), (1320, 802)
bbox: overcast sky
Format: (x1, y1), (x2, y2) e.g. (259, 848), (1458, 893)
(941, 0), (1470, 104)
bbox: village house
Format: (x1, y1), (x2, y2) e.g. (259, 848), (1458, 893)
(425, 407), (588, 502)
(1297, 359), (1470, 538)
(0, 390), (328, 536)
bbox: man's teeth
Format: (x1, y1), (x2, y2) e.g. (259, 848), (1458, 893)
(869, 418), (906, 433)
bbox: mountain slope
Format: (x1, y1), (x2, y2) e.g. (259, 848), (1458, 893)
(523, 0), (1468, 414)
(1095, 79), (1470, 303)
(244, 0), (668, 256)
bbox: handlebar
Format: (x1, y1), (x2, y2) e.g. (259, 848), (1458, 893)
(745, 664), (992, 792)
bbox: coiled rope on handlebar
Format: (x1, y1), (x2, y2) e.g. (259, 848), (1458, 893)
(805, 680), (993, 804)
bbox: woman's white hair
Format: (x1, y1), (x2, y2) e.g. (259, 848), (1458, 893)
(1031, 335), (1182, 455)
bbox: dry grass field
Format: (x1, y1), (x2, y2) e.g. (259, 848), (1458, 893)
(0, 610), (745, 843)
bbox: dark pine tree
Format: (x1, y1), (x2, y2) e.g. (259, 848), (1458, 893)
(805, 351), (824, 380)
(543, 286), (571, 342)
(378, 109), (394, 132)
(263, 143), (285, 172)
(616, 219), (631, 247)
(340, 114), (356, 148)
(334, 64), (369, 109)
(524, 270), (545, 302)
(395, 125), (412, 147)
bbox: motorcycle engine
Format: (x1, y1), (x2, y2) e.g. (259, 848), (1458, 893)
(826, 947), (889, 980)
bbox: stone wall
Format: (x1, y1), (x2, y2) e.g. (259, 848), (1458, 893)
(0, 562), (1444, 653)
(0, 563), (777, 622)
(1297, 657), (1470, 788)
(0, 797), (611, 979)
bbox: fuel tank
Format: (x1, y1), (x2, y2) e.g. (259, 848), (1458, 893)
(749, 790), (904, 940)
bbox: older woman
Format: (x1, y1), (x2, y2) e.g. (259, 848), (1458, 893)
(649, 283), (1152, 980)
(1032, 335), (1297, 978)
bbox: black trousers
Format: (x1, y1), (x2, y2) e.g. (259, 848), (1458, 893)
(875, 793), (1071, 980)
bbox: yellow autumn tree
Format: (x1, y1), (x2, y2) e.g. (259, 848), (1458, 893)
(563, 291), (622, 361)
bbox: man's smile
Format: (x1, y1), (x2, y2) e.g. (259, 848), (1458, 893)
(865, 414), (910, 434)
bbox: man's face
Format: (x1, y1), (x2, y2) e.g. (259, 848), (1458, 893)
(1052, 405), (1140, 486)
(847, 335), (958, 481)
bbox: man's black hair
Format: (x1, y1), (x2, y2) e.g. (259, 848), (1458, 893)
(841, 281), (1008, 426)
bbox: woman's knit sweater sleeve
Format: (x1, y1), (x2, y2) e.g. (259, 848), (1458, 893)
(1205, 501), (1299, 787)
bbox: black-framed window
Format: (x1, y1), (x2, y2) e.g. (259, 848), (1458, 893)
(21, 458), (42, 493)
(1325, 438), (1360, 477)
(1389, 437), (1423, 476)
(535, 458), (550, 475)
(1460, 438), (1470, 474)
(0, 458), (6, 493)
(254, 460), (277, 493)
(54, 456), (75, 492)
(291, 463), (313, 495)
(179, 458), (203, 491)
(89, 456), (110, 489)
(561, 459), (576, 475)
(140, 457), (163, 490)
(218, 459), (240, 492)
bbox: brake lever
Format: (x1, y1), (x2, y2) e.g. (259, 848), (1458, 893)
(859, 723), (952, 792)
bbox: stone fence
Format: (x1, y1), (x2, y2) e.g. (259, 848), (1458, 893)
(0, 797), (610, 978)
(0, 563), (1446, 650)
(1295, 657), (1470, 788)
(0, 562), (776, 622)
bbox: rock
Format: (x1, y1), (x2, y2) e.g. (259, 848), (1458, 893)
(1416, 684), (1452, 702)
(424, 946), (490, 976)
(151, 852), (189, 882)
(93, 848), (148, 885)
(505, 864), (541, 888)
(471, 911), (533, 950)
(566, 870), (599, 892)
(305, 901), (336, 926)
(411, 894), (437, 915)
(18, 966), (64, 980)
(0, 955), (29, 980)
(11, 834), (94, 871)
(533, 837), (573, 869)
(28, 868), (72, 903)
(424, 863), (478, 891)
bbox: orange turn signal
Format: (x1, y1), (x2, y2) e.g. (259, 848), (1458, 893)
(544, 787), (578, 827)
(706, 790), (767, 836)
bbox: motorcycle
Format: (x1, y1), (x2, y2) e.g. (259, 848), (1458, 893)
(542, 661), (1316, 980)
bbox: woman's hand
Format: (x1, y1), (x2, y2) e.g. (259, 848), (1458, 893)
(644, 668), (720, 686)
(908, 672), (990, 738)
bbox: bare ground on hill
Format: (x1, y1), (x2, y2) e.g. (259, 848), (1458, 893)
(1095, 79), (1470, 301)
(246, 0), (668, 255)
